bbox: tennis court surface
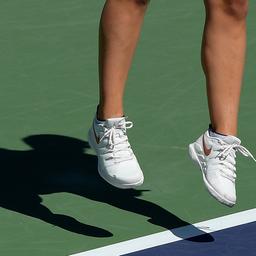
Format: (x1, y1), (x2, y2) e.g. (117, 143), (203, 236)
(0, 1), (256, 255)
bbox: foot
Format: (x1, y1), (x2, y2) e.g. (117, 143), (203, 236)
(88, 115), (144, 189)
(189, 129), (255, 207)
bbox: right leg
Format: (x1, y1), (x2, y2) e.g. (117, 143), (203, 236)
(88, 0), (149, 188)
(189, 0), (256, 207)
(98, 0), (149, 120)
(202, 0), (248, 136)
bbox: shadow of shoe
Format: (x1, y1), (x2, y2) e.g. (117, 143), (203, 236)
(0, 134), (213, 242)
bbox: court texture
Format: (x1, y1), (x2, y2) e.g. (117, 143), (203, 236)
(0, 1), (256, 255)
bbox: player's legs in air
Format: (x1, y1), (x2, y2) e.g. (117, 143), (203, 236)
(189, 0), (255, 206)
(88, 0), (149, 188)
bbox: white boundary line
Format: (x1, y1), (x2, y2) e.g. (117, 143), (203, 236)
(70, 208), (256, 256)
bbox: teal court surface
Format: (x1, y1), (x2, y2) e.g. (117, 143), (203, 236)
(0, 1), (256, 256)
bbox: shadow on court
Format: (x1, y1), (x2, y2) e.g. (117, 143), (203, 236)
(0, 134), (214, 241)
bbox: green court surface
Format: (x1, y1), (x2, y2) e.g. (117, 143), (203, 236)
(0, 1), (256, 255)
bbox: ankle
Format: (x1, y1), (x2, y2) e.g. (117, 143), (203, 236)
(209, 124), (237, 137)
(97, 105), (124, 121)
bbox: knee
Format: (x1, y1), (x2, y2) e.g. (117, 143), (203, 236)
(131, 0), (150, 10)
(224, 0), (248, 20)
(107, 0), (150, 12)
(205, 0), (248, 21)
(121, 0), (150, 16)
(110, 0), (149, 6)
(135, 0), (150, 5)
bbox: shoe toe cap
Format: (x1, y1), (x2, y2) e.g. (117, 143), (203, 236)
(113, 161), (144, 185)
(99, 158), (144, 188)
(206, 170), (236, 204)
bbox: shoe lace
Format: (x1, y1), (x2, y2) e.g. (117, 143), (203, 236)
(215, 143), (256, 181)
(100, 120), (134, 160)
(219, 144), (256, 161)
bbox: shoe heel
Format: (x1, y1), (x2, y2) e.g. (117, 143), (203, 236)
(87, 128), (94, 149)
(189, 143), (197, 162)
(188, 143), (202, 169)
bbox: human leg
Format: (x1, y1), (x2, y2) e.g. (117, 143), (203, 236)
(88, 0), (149, 188)
(202, 0), (248, 135)
(189, 0), (256, 207)
(98, 0), (149, 120)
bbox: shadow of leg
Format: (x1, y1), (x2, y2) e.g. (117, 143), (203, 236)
(0, 194), (112, 237)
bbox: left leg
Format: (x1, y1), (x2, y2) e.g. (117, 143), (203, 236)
(189, 0), (255, 207)
(202, 0), (248, 136)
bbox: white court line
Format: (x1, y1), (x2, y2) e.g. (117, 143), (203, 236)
(70, 208), (256, 256)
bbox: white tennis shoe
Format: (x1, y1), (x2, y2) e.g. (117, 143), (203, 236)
(189, 130), (256, 207)
(88, 115), (144, 189)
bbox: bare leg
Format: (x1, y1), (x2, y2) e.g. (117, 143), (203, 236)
(98, 0), (149, 120)
(202, 0), (248, 135)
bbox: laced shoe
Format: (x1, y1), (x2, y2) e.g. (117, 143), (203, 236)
(88, 115), (144, 189)
(189, 130), (256, 207)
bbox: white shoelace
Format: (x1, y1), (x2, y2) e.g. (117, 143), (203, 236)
(218, 144), (256, 161)
(216, 143), (256, 181)
(99, 120), (134, 160)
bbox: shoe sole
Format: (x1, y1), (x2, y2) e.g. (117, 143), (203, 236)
(188, 142), (235, 207)
(97, 164), (144, 189)
(88, 128), (144, 189)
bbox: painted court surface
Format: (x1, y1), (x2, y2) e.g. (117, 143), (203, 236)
(0, 1), (256, 256)
(71, 209), (256, 256)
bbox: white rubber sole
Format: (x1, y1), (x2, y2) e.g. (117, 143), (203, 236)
(97, 165), (144, 189)
(88, 127), (144, 189)
(189, 142), (235, 207)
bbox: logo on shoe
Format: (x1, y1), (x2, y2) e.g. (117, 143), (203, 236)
(93, 124), (100, 144)
(203, 136), (212, 156)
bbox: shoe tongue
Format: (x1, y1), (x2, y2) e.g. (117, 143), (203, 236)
(105, 117), (126, 128)
(221, 135), (241, 145)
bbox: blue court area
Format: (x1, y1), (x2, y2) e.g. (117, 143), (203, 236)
(123, 222), (256, 256)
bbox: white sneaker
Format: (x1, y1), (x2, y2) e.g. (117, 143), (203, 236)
(88, 115), (144, 189)
(189, 130), (255, 207)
